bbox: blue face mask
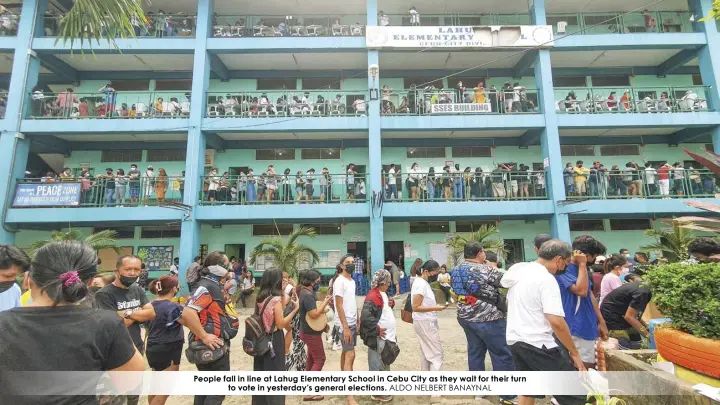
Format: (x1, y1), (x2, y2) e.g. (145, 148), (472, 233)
(313, 283), (320, 292)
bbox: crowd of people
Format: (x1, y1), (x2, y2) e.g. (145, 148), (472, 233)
(212, 16), (365, 37)
(564, 160), (719, 198)
(42, 9), (196, 38)
(208, 92), (366, 117)
(1, 235), (719, 405)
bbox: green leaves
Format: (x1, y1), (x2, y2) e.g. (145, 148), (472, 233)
(249, 226), (319, 279)
(29, 227), (120, 257)
(56, 0), (147, 49)
(445, 223), (505, 266)
(641, 220), (694, 263)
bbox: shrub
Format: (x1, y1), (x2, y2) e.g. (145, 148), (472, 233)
(645, 262), (720, 339)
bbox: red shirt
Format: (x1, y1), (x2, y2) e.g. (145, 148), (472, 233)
(658, 166), (670, 181)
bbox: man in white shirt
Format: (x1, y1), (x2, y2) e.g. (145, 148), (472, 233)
(169, 257), (179, 275)
(644, 162), (657, 196)
(501, 239), (587, 405)
(0, 245), (30, 313)
(333, 255), (359, 405)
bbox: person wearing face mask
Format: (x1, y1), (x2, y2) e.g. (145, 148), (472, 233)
(501, 240), (587, 405)
(95, 255), (157, 405)
(599, 254), (629, 306)
(128, 164), (141, 204)
(0, 245), (30, 312)
(143, 165), (155, 205)
(554, 235), (609, 370)
(333, 254), (359, 405)
(298, 270), (332, 400)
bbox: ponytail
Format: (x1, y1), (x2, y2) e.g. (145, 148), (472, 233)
(603, 254), (627, 274)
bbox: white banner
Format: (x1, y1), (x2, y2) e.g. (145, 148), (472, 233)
(431, 103), (492, 114)
(366, 25), (554, 49)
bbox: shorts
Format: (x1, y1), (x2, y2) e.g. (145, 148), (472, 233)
(336, 324), (357, 351)
(146, 340), (184, 371)
(207, 190), (216, 200)
(306, 185), (314, 196)
(296, 186), (303, 194)
(391, 270), (400, 284)
(572, 336), (596, 364)
(510, 180), (518, 192)
(129, 185), (140, 198)
(267, 184), (276, 190)
(347, 184), (355, 193)
(575, 181), (586, 194)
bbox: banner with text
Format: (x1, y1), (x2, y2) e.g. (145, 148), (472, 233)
(431, 103), (492, 114)
(12, 183), (82, 207)
(366, 26), (554, 49)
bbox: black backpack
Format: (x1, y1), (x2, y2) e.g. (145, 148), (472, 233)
(242, 297), (274, 357)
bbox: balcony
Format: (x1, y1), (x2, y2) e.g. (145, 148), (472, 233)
(547, 11), (693, 36)
(212, 15), (365, 37)
(205, 90), (368, 118)
(382, 87), (541, 116)
(565, 169), (719, 200)
(554, 86), (712, 114)
(42, 14), (198, 38)
(380, 13), (531, 27)
(27, 91), (191, 119)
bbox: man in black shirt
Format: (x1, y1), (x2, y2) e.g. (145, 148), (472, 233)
(95, 255), (156, 405)
(600, 281), (652, 349)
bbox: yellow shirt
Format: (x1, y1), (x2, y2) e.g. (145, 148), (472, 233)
(573, 166), (590, 182)
(21, 290), (32, 306)
(475, 88), (486, 103)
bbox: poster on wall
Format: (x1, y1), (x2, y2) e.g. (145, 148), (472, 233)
(205, 149), (215, 167)
(12, 183), (81, 207)
(138, 246), (174, 270)
(299, 250), (341, 270)
(366, 25), (554, 49)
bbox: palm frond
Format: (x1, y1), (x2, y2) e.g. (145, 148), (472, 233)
(248, 227), (319, 279)
(445, 224), (505, 266)
(57, 0), (147, 49)
(642, 221), (695, 262)
(28, 228), (119, 257)
(288, 226), (317, 246)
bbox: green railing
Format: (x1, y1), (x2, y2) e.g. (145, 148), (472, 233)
(381, 13), (531, 26)
(15, 176), (184, 207)
(27, 91), (191, 119)
(554, 86), (712, 113)
(198, 173), (367, 204)
(565, 169), (719, 199)
(212, 15), (366, 37)
(382, 170), (548, 202)
(42, 14), (197, 37)
(205, 91), (368, 117)
(382, 87), (541, 115)
(547, 11), (693, 35)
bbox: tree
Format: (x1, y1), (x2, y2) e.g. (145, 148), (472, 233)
(249, 226), (320, 279)
(56, 0), (147, 47)
(445, 223), (505, 267)
(641, 220), (696, 263)
(29, 228), (120, 256)
(700, 1), (720, 21)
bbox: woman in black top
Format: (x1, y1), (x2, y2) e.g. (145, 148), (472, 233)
(0, 241), (144, 405)
(297, 271), (332, 399)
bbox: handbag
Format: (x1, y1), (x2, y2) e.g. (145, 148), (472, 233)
(185, 339), (228, 365)
(400, 296), (413, 324)
(380, 340), (401, 366)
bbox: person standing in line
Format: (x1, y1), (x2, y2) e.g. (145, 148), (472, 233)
(320, 167), (330, 203)
(450, 243), (518, 405)
(281, 168), (292, 203)
(409, 162), (422, 201)
(179, 170), (185, 201)
(533, 234), (553, 256)
(501, 240), (587, 405)
(347, 164), (356, 201)
(94, 255), (157, 405)
(169, 257), (179, 276)
(298, 270), (331, 401)
(411, 260), (446, 403)
(599, 254), (629, 306)
(305, 168), (316, 201)
(253, 268), (300, 405)
(0, 245), (30, 312)
(563, 162), (575, 196)
(334, 254), (359, 405)
(155, 168), (169, 202)
(361, 269), (397, 403)
(282, 271), (306, 372)
(128, 164), (141, 204)
(437, 264), (453, 305)
(185, 255), (203, 293)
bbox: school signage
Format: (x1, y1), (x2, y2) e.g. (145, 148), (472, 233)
(431, 103), (492, 114)
(366, 25), (554, 49)
(12, 182), (82, 207)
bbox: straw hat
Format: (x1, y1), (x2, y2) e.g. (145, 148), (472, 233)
(305, 301), (328, 332)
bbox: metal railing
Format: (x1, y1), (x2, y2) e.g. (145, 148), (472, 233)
(42, 14), (197, 37)
(554, 86), (712, 114)
(547, 11), (693, 35)
(380, 13), (531, 26)
(27, 91), (191, 119)
(382, 87), (541, 116)
(14, 176), (184, 208)
(564, 169), (719, 199)
(382, 170), (548, 202)
(199, 173), (367, 205)
(205, 91), (369, 118)
(212, 15), (366, 37)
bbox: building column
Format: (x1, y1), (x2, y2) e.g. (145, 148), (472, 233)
(366, 0), (383, 273)
(0, 0), (46, 244)
(178, 0), (212, 289)
(532, 0), (571, 242)
(692, 0), (720, 154)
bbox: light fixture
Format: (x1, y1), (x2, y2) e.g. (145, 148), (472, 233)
(689, 14), (696, 22)
(369, 64), (379, 81)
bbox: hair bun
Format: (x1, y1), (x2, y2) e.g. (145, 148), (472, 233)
(61, 281), (88, 303)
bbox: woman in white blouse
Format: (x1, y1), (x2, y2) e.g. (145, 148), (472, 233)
(408, 162), (422, 201)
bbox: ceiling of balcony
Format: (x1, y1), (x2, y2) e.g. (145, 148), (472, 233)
(55, 54), (194, 71)
(220, 131), (367, 140)
(546, 0), (688, 13)
(0, 54), (52, 74)
(219, 53), (367, 70)
(383, 129), (526, 138)
(551, 49), (697, 68)
(380, 51), (524, 70)
(54, 133), (188, 142)
(559, 127), (684, 136)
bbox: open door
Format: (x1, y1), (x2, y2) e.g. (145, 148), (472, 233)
(347, 241), (368, 274)
(384, 241), (404, 270)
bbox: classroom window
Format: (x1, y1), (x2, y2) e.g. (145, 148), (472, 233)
(692, 75), (703, 86)
(402, 77), (443, 89)
(257, 78), (297, 90)
(252, 224), (294, 236)
(302, 223), (341, 235)
(553, 76), (586, 87)
(447, 77), (485, 89)
(301, 78), (341, 90)
(560, 145), (595, 156)
(255, 149), (296, 160)
(455, 221), (497, 233)
(451, 146), (492, 158)
(146, 150), (187, 162)
(591, 75), (630, 87)
(609, 219), (651, 231)
(101, 150), (143, 163)
(155, 80), (192, 91)
(109, 80), (151, 91)
(406, 147), (446, 158)
(409, 221), (450, 233)
(140, 225), (181, 238)
(300, 148), (341, 159)
(599, 145), (640, 156)
(569, 219), (605, 232)
(92, 226), (135, 239)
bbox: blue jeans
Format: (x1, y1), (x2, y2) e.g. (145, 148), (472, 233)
(105, 188), (115, 205)
(390, 184), (398, 199)
(459, 318), (516, 401)
(246, 183), (256, 202)
(368, 339), (389, 371)
(589, 181), (598, 197)
(427, 182), (435, 201)
(453, 178), (462, 199)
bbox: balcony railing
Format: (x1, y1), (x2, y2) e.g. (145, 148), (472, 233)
(212, 15), (365, 37)
(206, 91), (368, 118)
(554, 86), (712, 114)
(382, 87), (540, 116)
(13, 176), (184, 208)
(381, 13), (531, 27)
(547, 11), (693, 35)
(27, 91), (191, 119)
(565, 169), (719, 199)
(382, 170), (548, 202)
(42, 14), (197, 37)
(198, 173), (367, 205)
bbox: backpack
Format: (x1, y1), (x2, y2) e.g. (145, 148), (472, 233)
(242, 297), (274, 357)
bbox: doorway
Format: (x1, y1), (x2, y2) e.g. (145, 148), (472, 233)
(503, 239), (525, 269)
(347, 241), (368, 274)
(384, 241), (404, 270)
(225, 244), (246, 263)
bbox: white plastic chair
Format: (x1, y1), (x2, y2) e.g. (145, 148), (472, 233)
(557, 21), (568, 34)
(253, 25), (265, 36)
(351, 24), (363, 36)
(207, 104), (218, 116)
(135, 103), (148, 117)
(231, 26), (244, 37)
(213, 25), (224, 37)
(180, 102), (190, 115)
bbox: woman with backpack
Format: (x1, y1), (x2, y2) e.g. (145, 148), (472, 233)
(252, 268), (299, 405)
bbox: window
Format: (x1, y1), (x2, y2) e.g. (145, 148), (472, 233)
(252, 224), (293, 236)
(560, 145), (595, 156)
(599, 145), (640, 156)
(451, 146), (492, 158)
(302, 78), (341, 90)
(609, 219), (651, 231)
(447, 77), (485, 89)
(109, 80), (150, 91)
(147, 150), (187, 162)
(547, 15), (579, 27)
(409, 221), (450, 233)
(140, 225), (181, 238)
(553, 76), (586, 87)
(693, 75), (703, 86)
(455, 221), (496, 233)
(300, 148), (341, 159)
(583, 14), (617, 26)
(93, 226), (135, 239)
(706, 144), (715, 151)
(406, 147), (445, 158)
(255, 149), (296, 160)
(257, 78), (296, 90)
(155, 80), (192, 91)
(569, 219), (605, 232)
(532, 162), (544, 171)
(303, 223), (341, 235)
(591, 75), (630, 87)
(403, 77), (443, 89)
(101, 150), (142, 163)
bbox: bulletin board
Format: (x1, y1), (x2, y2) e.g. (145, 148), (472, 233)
(299, 250), (341, 270)
(253, 255), (275, 272)
(138, 246), (174, 270)
(429, 243), (450, 267)
(97, 246), (134, 271)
